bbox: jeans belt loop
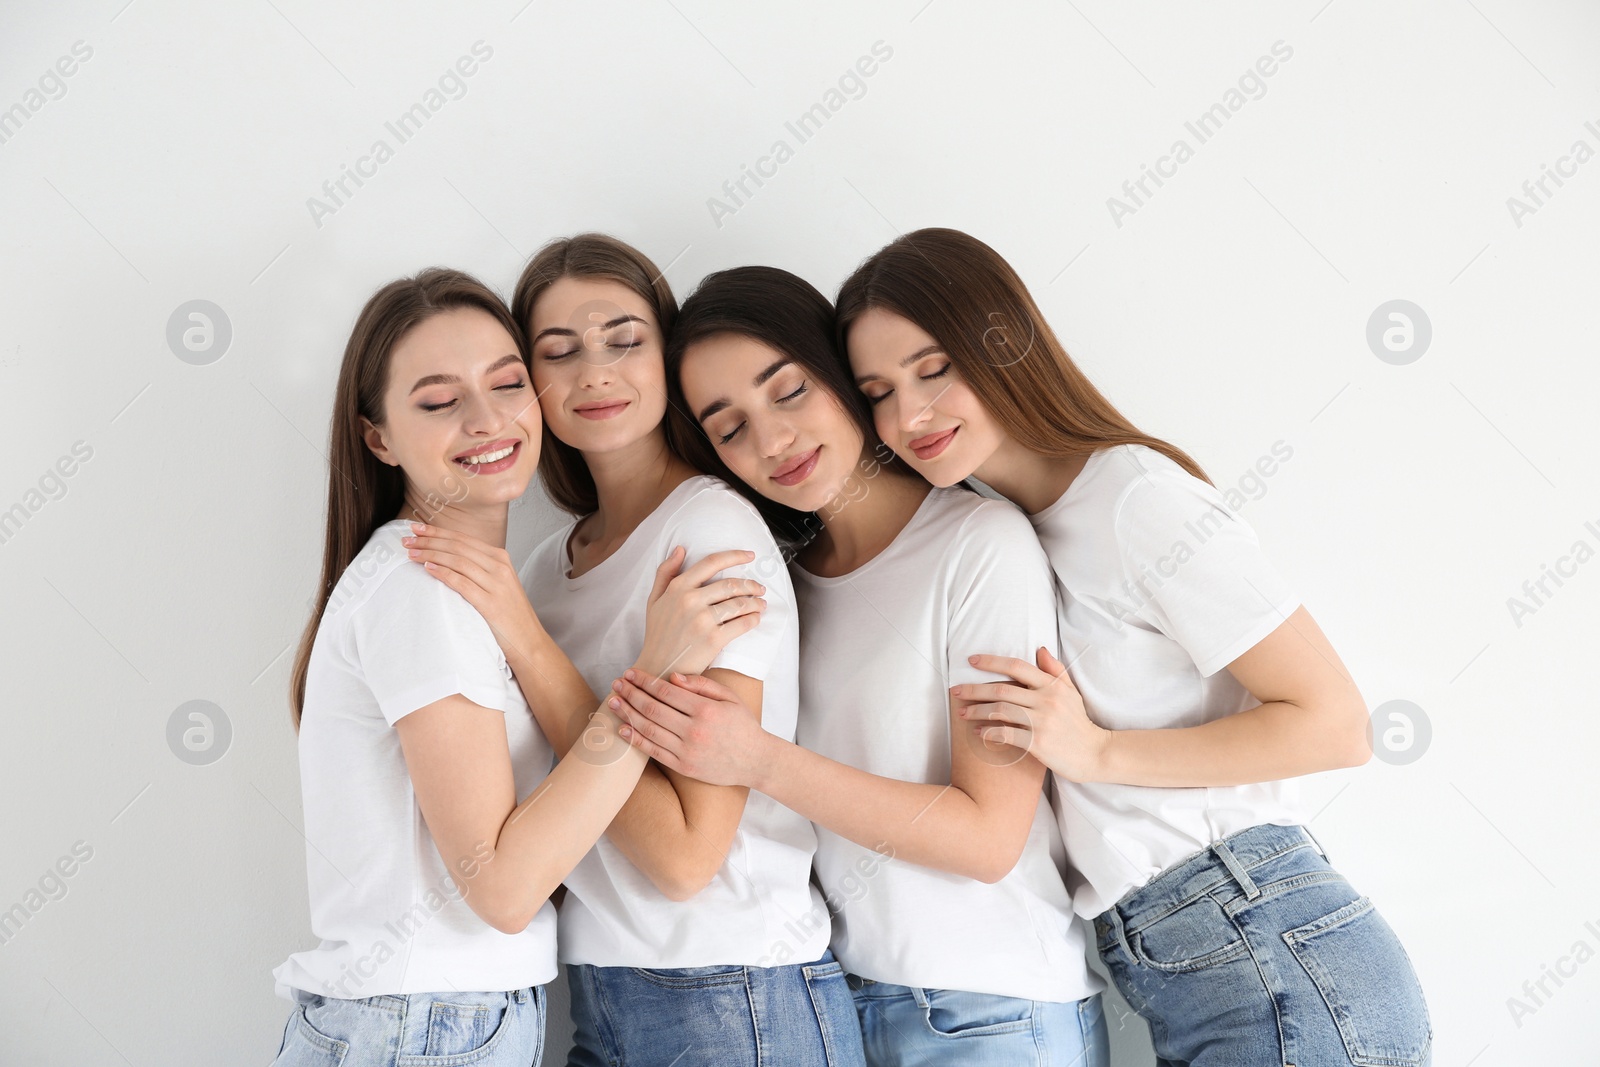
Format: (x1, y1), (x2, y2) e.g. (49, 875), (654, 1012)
(511, 986), (529, 1003)
(1212, 837), (1262, 900)
(1299, 822), (1330, 860)
(1105, 903), (1136, 960)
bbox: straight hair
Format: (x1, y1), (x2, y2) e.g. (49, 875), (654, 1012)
(510, 233), (678, 517)
(665, 265), (912, 550)
(834, 227), (1211, 484)
(289, 268), (526, 729)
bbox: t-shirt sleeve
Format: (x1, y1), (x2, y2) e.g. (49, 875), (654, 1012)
(665, 490), (796, 683)
(1113, 466), (1301, 676)
(349, 561), (519, 726)
(945, 501), (1062, 689)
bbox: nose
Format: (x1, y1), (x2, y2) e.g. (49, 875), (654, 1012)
(752, 411), (795, 460)
(459, 389), (503, 436)
(897, 388), (933, 435)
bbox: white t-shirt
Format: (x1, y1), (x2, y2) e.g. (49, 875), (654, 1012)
(518, 474), (829, 968)
(792, 486), (1103, 1002)
(272, 519), (558, 1003)
(1030, 444), (1305, 918)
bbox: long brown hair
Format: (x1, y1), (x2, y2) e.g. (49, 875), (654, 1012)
(834, 227), (1210, 484)
(289, 267), (527, 729)
(510, 233), (678, 516)
(665, 265), (912, 550)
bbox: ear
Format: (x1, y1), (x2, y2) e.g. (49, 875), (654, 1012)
(359, 415), (399, 467)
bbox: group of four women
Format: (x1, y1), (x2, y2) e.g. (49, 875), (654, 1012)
(268, 228), (1433, 1067)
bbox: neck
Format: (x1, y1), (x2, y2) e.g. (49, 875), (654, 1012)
(397, 491), (509, 549)
(582, 429), (698, 540)
(806, 463), (931, 574)
(974, 435), (1089, 515)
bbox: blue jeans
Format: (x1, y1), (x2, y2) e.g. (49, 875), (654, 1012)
(1094, 823), (1432, 1067)
(566, 948), (865, 1066)
(270, 985), (545, 1066)
(847, 976), (1108, 1067)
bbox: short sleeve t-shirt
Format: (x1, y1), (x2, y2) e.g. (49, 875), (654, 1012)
(518, 474), (828, 968)
(792, 486), (1104, 1002)
(272, 519), (558, 1002)
(1029, 444), (1305, 918)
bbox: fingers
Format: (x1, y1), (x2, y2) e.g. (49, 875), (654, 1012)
(1036, 645), (1070, 676)
(649, 545), (688, 602)
(613, 673), (698, 724)
(973, 723), (1031, 753)
(958, 701), (1032, 727)
(666, 671), (740, 704)
(709, 595), (766, 623)
(965, 652), (1053, 688)
(676, 548), (758, 588)
(406, 524), (513, 572)
(948, 680), (1033, 705)
(702, 576), (769, 605)
(615, 716), (682, 770)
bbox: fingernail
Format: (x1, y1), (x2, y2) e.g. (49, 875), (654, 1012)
(608, 697), (620, 708)
(619, 725), (632, 738)
(623, 669), (635, 681)
(408, 549), (420, 559)
(410, 522), (425, 531)
(402, 536), (414, 545)
(968, 654), (979, 664)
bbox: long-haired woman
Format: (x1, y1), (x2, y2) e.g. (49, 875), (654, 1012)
(270, 268), (758, 1065)
(826, 228), (1433, 1067)
(401, 236), (864, 1067)
(608, 265), (1109, 1067)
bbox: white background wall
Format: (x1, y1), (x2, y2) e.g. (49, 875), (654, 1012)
(2, 1), (1597, 1063)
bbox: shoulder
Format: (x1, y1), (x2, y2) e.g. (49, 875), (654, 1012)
(517, 516), (578, 586)
(937, 489), (1050, 572)
(662, 475), (778, 544)
(1106, 445), (1231, 534)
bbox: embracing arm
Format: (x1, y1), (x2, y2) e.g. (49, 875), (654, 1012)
(395, 692), (646, 934)
(961, 606), (1371, 787)
(404, 524), (768, 902)
(612, 671), (1046, 884)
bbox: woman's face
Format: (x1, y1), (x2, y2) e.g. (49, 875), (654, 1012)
(528, 276), (668, 455)
(362, 306), (541, 509)
(846, 306), (1004, 486)
(679, 332), (866, 514)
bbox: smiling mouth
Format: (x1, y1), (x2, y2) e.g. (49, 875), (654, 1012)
(771, 446), (820, 486)
(575, 399), (629, 419)
(907, 427), (957, 459)
(452, 440), (521, 472)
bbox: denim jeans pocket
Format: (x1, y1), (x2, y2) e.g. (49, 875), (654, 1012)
(628, 964), (748, 989)
(1283, 896), (1432, 1067)
(1129, 894), (1249, 974)
(278, 1001), (351, 1067)
(918, 987), (1036, 1039)
(395, 991), (515, 1065)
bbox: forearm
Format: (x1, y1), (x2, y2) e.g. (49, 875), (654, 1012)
(754, 736), (1025, 882)
(1093, 699), (1369, 787)
(468, 713), (648, 932)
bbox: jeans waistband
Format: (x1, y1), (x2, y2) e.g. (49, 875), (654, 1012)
(1096, 823), (1325, 949)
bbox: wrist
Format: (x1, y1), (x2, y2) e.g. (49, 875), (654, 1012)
(1086, 726), (1118, 783)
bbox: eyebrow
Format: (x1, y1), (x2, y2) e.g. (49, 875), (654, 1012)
(530, 314), (647, 344)
(853, 344), (943, 385)
(696, 357), (793, 423)
(408, 352), (524, 395)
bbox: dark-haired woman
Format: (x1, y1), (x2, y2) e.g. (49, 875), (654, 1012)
(269, 269), (760, 1064)
(608, 265), (1108, 1067)
(829, 228), (1433, 1067)
(404, 236), (864, 1067)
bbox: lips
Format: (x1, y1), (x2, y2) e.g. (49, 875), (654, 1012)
(574, 398), (630, 420)
(907, 426), (957, 460)
(771, 446), (820, 487)
(452, 439), (521, 474)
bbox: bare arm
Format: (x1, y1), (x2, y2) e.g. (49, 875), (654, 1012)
(961, 607), (1371, 786)
(405, 526), (768, 900)
(394, 692), (646, 934)
(612, 670), (1046, 883)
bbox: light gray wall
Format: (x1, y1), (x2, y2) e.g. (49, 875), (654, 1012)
(2, 1), (1596, 1063)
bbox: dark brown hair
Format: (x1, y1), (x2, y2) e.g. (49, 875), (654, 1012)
(834, 227), (1210, 484)
(510, 233), (678, 516)
(289, 268), (526, 729)
(665, 265), (911, 549)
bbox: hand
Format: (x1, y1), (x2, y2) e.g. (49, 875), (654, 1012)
(636, 547), (768, 678)
(951, 646), (1112, 783)
(608, 669), (767, 788)
(403, 522), (541, 658)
